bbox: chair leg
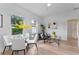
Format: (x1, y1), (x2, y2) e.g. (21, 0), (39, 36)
(24, 49), (25, 55)
(35, 43), (38, 50)
(44, 38), (46, 43)
(2, 46), (6, 54)
(57, 40), (60, 47)
(9, 46), (11, 50)
(12, 51), (14, 55)
(26, 44), (29, 52)
(16, 51), (19, 55)
(44, 39), (45, 43)
(26, 46), (28, 52)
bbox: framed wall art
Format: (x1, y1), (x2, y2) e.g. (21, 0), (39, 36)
(0, 14), (3, 28)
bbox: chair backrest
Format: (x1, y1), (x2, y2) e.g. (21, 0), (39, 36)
(3, 35), (12, 45)
(24, 32), (29, 41)
(12, 39), (25, 50)
(12, 35), (23, 39)
(33, 34), (38, 43)
(25, 33), (29, 38)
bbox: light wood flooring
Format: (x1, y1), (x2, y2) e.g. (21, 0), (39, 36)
(1, 40), (79, 55)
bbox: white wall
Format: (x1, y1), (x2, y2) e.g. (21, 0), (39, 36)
(44, 10), (79, 40)
(0, 3), (43, 53)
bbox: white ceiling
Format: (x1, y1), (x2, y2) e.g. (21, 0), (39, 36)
(18, 3), (79, 17)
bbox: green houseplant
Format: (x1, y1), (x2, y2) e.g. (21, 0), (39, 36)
(40, 24), (46, 35)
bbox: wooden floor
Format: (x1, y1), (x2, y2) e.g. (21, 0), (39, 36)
(1, 40), (79, 55)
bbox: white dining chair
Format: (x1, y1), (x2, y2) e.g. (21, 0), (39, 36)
(22, 33), (30, 51)
(2, 35), (12, 54)
(23, 32), (30, 41)
(11, 39), (26, 55)
(27, 34), (38, 51)
(12, 35), (23, 39)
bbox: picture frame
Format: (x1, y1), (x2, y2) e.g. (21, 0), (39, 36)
(11, 15), (23, 35)
(0, 14), (3, 28)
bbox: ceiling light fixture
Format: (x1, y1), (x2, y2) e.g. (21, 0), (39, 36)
(47, 3), (51, 7)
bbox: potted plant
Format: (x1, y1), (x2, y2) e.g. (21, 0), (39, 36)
(40, 24), (46, 37)
(40, 24), (45, 32)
